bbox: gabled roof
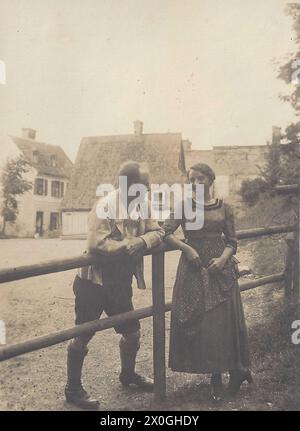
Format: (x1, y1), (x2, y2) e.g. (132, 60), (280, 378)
(62, 132), (182, 210)
(10, 135), (73, 179)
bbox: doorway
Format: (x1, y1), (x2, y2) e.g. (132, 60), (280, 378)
(35, 211), (44, 236)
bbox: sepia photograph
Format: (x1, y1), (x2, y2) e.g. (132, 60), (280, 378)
(0, 0), (299, 417)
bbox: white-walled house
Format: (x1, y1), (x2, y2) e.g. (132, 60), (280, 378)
(0, 128), (73, 237)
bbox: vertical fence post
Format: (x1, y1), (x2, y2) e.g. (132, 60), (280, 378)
(293, 187), (300, 298)
(284, 238), (294, 297)
(151, 252), (166, 402)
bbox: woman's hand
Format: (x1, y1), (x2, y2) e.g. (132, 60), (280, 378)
(207, 256), (227, 273)
(184, 247), (202, 270)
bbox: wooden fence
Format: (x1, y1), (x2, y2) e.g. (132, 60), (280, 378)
(0, 184), (299, 402)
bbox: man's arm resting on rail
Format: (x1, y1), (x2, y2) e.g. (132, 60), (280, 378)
(87, 216), (128, 256)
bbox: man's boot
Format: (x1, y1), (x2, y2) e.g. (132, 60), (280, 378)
(65, 343), (100, 410)
(118, 331), (154, 392)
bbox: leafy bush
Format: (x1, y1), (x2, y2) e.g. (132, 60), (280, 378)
(238, 178), (269, 207)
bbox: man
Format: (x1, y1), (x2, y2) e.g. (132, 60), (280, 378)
(65, 161), (164, 410)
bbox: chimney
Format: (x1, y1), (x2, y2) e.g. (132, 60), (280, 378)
(272, 126), (281, 145)
(21, 128), (36, 140)
(182, 139), (192, 151)
(133, 120), (143, 136)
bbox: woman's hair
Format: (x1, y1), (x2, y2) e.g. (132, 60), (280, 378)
(188, 163), (216, 184)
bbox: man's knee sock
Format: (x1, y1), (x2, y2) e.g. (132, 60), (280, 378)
(119, 330), (141, 375)
(66, 340), (89, 390)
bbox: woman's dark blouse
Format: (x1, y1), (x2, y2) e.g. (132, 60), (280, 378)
(164, 198), (237, 255)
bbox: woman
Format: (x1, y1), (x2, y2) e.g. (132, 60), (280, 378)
(163, 163), (252, 401)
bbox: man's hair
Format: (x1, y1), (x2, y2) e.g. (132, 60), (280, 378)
(118, 161), (148, 187)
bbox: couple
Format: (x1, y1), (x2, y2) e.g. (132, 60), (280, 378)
(65, 161), (251, 410)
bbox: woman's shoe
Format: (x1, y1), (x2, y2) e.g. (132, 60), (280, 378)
(225, 369), (253, 397)
(210, 373), (224, 402)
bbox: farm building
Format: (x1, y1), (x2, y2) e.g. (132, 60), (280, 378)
(182, 127), (282, 197)
(61, 121), (187, 238)
(184, 143), (270, 197)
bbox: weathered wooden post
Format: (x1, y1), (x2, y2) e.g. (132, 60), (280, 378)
(275, 184), (300, 298)
(292, 184), (300, 298)
(284, 238), (294, 297)
(151, 252), (166, 401)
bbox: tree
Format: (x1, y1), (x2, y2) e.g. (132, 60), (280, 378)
(239, 5), (300, 206)
(280, 123), (300, 185)
(258, 142), (281, 187)
(276, 5), (300, 185)
(239, 130), (300, 206)
(278, 4), (300, 114)
(0, 156), (32, 235)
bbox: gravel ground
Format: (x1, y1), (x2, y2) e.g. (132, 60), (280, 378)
(0, 238), (299, 411)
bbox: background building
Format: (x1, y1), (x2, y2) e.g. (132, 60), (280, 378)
(183, 127), (283, 198)
(61, 121), (186, 238)
(0, 128), (73, 237)
(184, 142), (269, 198)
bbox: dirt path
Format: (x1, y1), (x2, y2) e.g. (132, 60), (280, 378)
(0, 239), (299, 411)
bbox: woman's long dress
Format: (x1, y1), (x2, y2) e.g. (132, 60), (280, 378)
(164, 198), (251, 374)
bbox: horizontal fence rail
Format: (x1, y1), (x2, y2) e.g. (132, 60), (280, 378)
(0, 271), (285, 363)
(0, 225), (295, 284)
(0, 305), (157, 362)
(274, 184), (299, 193)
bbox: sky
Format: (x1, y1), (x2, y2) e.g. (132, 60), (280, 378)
(0, 0), (298, 161)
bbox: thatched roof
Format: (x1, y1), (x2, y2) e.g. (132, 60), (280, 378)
(11, 135), (73, 179)
(62, 132), (182, 211)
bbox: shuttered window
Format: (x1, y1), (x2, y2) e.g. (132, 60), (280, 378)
(34, 178), (48, 196)
(51, 181), (64, 198)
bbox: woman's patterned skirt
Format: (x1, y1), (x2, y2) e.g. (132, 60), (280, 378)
(169, 237), (251, 373)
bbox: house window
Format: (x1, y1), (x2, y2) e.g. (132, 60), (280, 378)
(34, 178), (48, 196)
(51, 180), (64, 198)
(50, 212), (60, 230)
(50, 155), (57, 167)
(33, 151), (39, 164)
